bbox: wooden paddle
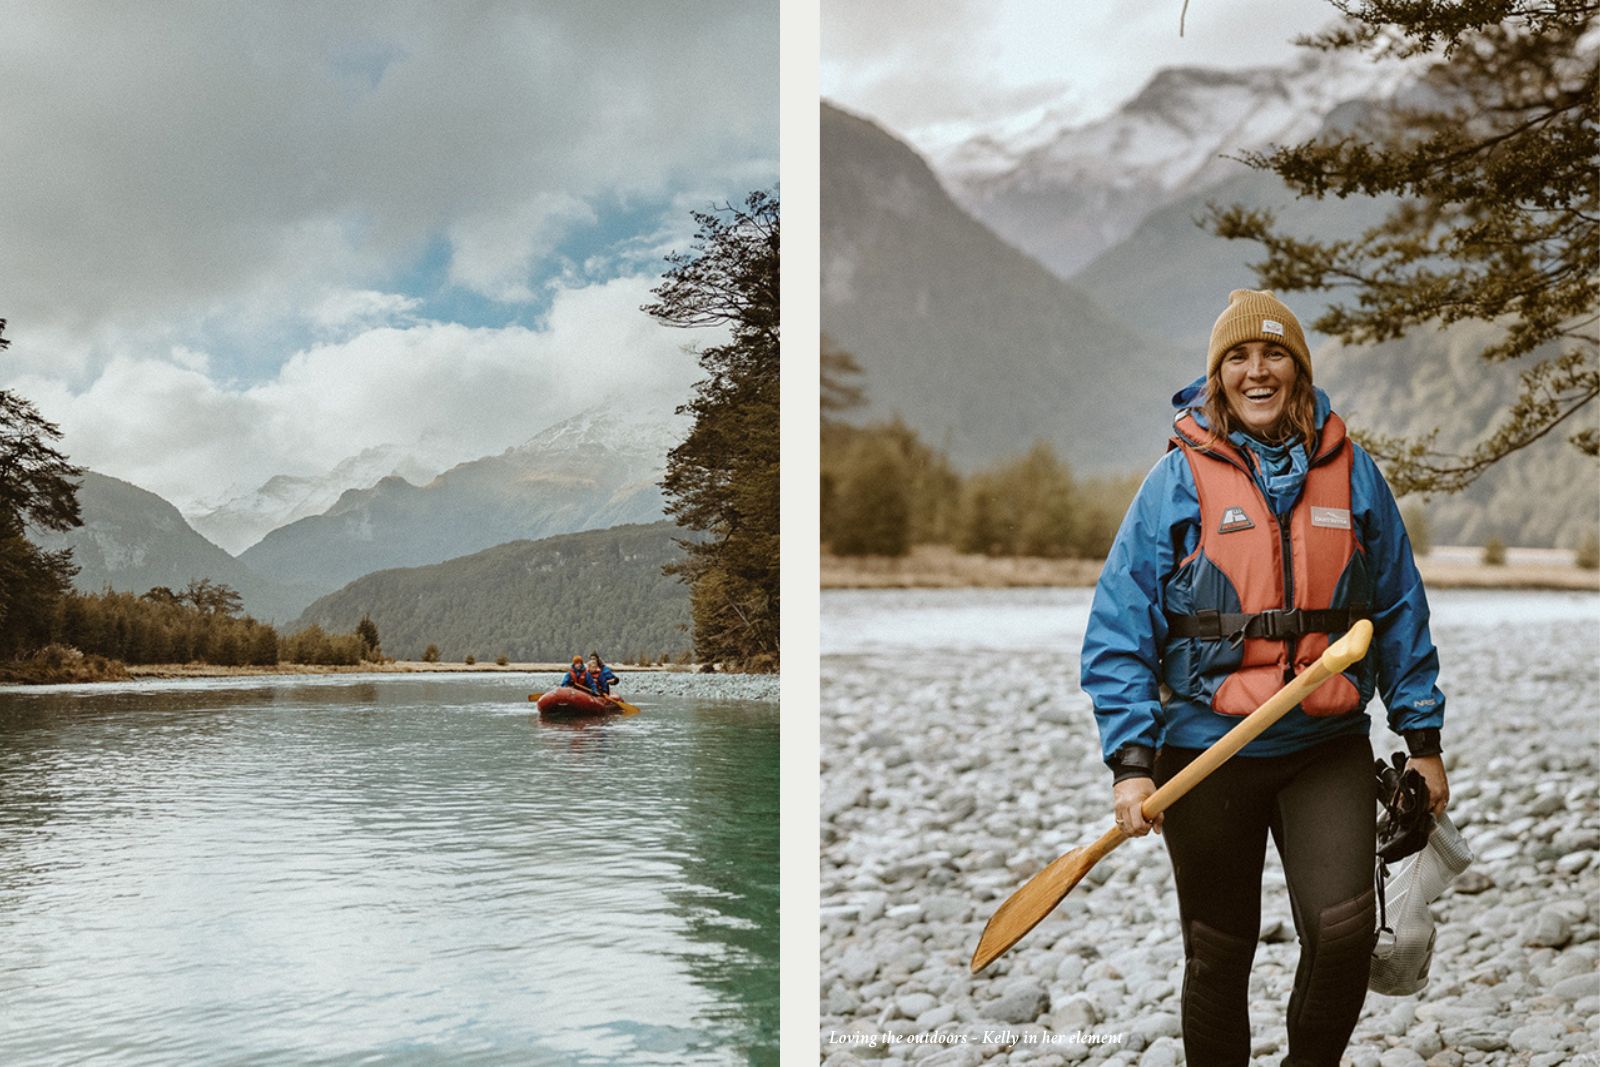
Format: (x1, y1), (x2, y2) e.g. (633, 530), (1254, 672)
(526, 690), (641, 715)
(969, 619), (1374, 974)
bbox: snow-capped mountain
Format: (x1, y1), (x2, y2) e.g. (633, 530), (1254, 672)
(237, 407), (684, 595)
(938, 45), (1415, 278)
(189, 445), (440, 555)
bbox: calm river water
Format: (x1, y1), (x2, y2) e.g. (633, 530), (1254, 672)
(0, 674), (777, 1065)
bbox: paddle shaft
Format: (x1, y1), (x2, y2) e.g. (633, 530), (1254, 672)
(1138, 654), (1340, 821)
(969, 620), (1373, 973)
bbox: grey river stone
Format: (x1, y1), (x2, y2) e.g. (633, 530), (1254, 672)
(822, 586), (1600, 1063)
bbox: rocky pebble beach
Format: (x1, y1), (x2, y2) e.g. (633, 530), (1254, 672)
(820, 589), (1599, 1065)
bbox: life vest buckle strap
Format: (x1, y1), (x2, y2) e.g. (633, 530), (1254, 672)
(1166, 607), (1372, 643)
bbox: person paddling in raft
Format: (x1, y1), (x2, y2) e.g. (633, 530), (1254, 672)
(589, 652), (619, 697)
(1080, 289), (1449, 1066)
(560, 655), (598, 695)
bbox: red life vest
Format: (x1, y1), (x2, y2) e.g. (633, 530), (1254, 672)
(1165, 411), (1371, 717)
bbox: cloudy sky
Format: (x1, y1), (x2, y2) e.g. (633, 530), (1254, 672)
(822, 0), (1340, 153)
(1, 1), (776, 513)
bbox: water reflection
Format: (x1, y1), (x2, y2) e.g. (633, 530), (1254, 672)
(0, 676), (777, 1064)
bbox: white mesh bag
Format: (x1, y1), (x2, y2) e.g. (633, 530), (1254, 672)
(1369, 812), (1475, 995)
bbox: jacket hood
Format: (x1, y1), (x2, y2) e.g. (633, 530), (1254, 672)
(1171, 375), (1333, 432)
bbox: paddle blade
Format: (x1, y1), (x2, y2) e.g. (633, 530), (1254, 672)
(613, 698), (641, 716)
(971, 842), (1105, 973)
(528, 692), (543, 702)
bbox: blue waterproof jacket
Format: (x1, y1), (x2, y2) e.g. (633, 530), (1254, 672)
(593, 666), (620, 696)
(1081, 379), (1445, 769)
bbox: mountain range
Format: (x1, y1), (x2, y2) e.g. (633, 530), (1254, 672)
(28, 472), (321, 623)
(237, 410), (678, 594)
(33, 408), (683, 623)
(189, 445), (440, 556)
(823, 45), (1598, 546)
(937, 46), (1413, 279)
(294, 520), (694, 663)
(821, 101), (1178, 474)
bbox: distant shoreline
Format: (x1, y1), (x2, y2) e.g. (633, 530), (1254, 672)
(821, 545), (1600, 593)
(124, 661), (689, 680)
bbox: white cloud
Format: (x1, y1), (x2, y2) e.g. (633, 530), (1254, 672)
(0, 0), (776, 379)
(822, 0), (1339, 144)
(446, 194), (598, 303)
(44, 275), (708, 512)
(310, 290), (423, 335)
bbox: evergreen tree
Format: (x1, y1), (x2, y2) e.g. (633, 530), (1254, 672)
(0, 319), (84, 658)
(356, 614), (380, 656)
(830, 435), (912, 556)
(643, 191), (779, 669)
(1207, 2), (1598, 493)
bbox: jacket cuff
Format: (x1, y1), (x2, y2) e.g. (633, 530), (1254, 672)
(1403, 728), (1442, 757)
(1109, 744), (1157, 784)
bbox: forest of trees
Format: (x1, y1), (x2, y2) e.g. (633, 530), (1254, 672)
(294, 521), (695, 664)
(821, 340), (1139, 559)
(24, 583), (381, 669)
(644, 191), (779, 670)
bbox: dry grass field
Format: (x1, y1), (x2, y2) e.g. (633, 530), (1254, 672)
(822, 544), (1599, 592)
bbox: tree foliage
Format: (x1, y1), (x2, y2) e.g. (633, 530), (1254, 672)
(0, 318), (85, 658)
(1206, 1), (1598, 493)
(819, 341), (1139, 561)
(643, 191), (779, 670)
(54, 588), (279, 666)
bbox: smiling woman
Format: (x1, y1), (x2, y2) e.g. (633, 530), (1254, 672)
(1079, 287), (1449, 1062)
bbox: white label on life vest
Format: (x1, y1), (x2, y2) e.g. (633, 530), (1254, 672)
(1312, 506), (1351, 529)
(1262, 319), (1285, 336)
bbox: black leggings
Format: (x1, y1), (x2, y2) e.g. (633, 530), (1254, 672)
(1156, 734), (1376, 1067)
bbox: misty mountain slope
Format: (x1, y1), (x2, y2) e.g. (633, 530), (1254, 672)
(189, 445), (440, 555)
(822, 101), (1179, 474)
(28, 472), (318, 623)
(295, 521), (692, 663)
(1071, 159), (1393, 353)
(941, 47), (1411, 279)
(1315, 324), (1599, 548)
(239, 410), (679, 593)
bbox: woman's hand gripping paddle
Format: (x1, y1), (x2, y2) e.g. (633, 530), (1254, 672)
(969, 619), (1374, 974)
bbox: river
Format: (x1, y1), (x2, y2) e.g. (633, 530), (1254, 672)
(0, 673), (777, 1065)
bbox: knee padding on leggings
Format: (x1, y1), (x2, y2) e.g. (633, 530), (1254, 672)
(1289, 887), (1377, 1043)
(1183, 919), (1256, 1060)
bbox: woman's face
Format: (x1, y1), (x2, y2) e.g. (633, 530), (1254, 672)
(1220, 340), (1297, 437)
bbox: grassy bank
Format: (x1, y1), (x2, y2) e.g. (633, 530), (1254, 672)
(822, 545), (1600, 592)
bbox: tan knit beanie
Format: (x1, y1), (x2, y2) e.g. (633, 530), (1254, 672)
(1207, 289), (1311, 378)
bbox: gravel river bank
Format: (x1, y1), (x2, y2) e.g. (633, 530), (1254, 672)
(820, 588), (1599, 1066)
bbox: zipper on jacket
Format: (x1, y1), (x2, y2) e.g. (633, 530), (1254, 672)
(1277, 514), (1297, 682)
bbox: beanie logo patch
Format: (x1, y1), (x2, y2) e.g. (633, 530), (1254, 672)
(1261, 319), (1285, 337)
(1218, 506), (1255, 534)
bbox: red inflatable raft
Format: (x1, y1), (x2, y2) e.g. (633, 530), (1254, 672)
(535, 686), (619, 718)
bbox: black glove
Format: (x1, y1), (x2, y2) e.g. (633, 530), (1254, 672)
(1375, 751), (1432, 863)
